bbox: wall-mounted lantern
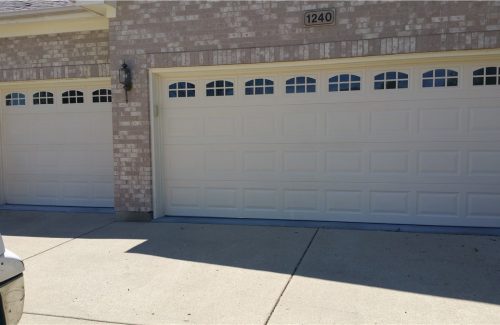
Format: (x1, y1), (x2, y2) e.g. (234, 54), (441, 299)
(119, 63), (132, 103)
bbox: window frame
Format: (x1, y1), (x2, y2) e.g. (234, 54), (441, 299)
(244, 78), (274, 96)
(421, 68), (459, 88)
(5, 92), (27, 107)
(328, 73), (362, 93)
(61, 90), (84, 104)
(373, 71), (410, 90)
(92, 89), (112, 103)
(472, 66), (500, 86)
(205, 80), (234, 97)
(168, 82), (196, 99)
(285, 76), (317, 94)
(32, 91), (55, 105)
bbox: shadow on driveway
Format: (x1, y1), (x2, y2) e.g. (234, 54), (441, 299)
(1, 210), (500, 307)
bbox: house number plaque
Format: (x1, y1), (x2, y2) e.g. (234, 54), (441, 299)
(304, 9), (335, 26)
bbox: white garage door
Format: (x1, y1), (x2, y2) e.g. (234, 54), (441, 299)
(159, 60), (500, 227)
(1, 82), (114, 207)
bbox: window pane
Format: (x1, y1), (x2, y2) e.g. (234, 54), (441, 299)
(398, 80), (408, 88)
(473, 77), (484, 85)
(245, 88), (253, 95)
(215, 80), (223, 87)
(374, 73), (384, 81)
(225, 88), (233, 96)
(374, 81), (384, 89)
(40, 98), (47, 105)
(62, 97), (69, 104)
(447, 70), (458, 77)
(330, 76), (338, 82)
(486, 67), (497, 75)
(255, 79), (263, 86)
(386, 80), (396, 89)
(386, 71), (396, 79)
(351, 83), (360, 91)
(206, 89), (214, 96)
(178, 90), (186, 97)
(286, 78), (294, 85)
(329, 84), (338, 92)
(339, 74), (349, 82)
(297, 76), (305, 84)
(187, 90), (195, 97)
(255, 87), (264, 95)
(447, 78), (458, 87)
(351, 75), (360, 82)
(435, 69), (445, 77)
(306, 77), (315, 84)
(77, 97), (83, 103)
(265, 79), (273, 86)
(306, 84), (316, 93)
(207, 82), (214, 88)
(435, 78), (446, 87)
(34, 98), (40, 105)
(423, 70), (433, 78)
(422, 79), (433, 88)
(473, 68), (484, 76)
(486, 76), (497, 85)
(296, 85), (305, 93)
(286, 86), (294, 93)
(215, 88), (224, 96)
(169, 84), (176, 90)
(169, 91), (176, 98)
(265, 87), (273, 94)
(179, 82), (186, 89)
(398, 72), (408, 79)
(339, 83), (349, 91)
(245, 80), (253, 87)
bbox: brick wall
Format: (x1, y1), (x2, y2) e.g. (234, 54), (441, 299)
(0, 30), (109, 81)
(109, 1), (500, 215)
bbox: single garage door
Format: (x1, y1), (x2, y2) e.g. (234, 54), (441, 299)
(1, 81), (114, 207)
(159, 60), (500, 227)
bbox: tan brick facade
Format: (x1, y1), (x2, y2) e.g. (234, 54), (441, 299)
(1, 1), (500, 216)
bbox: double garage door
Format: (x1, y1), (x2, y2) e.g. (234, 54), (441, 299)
(1, 81), (114, 207)
(159, 60), (500, 227)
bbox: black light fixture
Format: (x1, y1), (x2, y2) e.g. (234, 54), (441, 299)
(118, 62), (132, 102)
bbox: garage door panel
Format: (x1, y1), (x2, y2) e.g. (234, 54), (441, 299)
(162, 64), (500, 226)
(2, 86), (114, 207)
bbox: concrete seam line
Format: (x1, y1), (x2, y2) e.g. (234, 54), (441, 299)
(23, 311), (141, 325)
(22, 220), (117, 261)
(264, 228), (320, 325)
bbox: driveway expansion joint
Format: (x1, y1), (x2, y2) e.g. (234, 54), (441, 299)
(23, 311), (140, 325)
(264, 227), (319, 325)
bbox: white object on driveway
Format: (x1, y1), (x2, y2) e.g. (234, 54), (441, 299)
(0, 234), (24, 325)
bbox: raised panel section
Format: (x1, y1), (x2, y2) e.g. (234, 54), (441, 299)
(370, 151), (409, 175)
(370, 111), (410, 135)
(468, 107), (500, 132)
(327, 111), (363, 137)
(284, 151), (317, 172)
(205, 151), (236, 172)
(205, 188), (238, 209)
(418, 151), (459, 176)
(284, 190), (318, 211)
(283, 112), (317, 137)
(417, 192), (459, 217)
(467, 193), (500, 218)
(468, 151), (500, 176)
(418, 109), (460, 134)
(326, 191), (362, 213)
(243, 189), (277, 210)
(326, 151), (363, 174)
(243, 151), (275, 172)
(204, 117), (235, 137)
(168, 187), (200, 208)
(370, 191), (409, 215)
(166, 117), (203, 137)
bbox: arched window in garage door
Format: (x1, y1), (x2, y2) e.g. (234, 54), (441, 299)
(206, 80), (234, 97)
(33, 91), (54, 105)
(285, 76), (316, 94)
(168, 82), (195, 98)
(473, 67), (500, 86)
(92, 89), (112, 103)
(245, 78), (274, 95)
(422, 69), (458, 87)
(62, 90), (84, 104)
(5, 92), (26, 106)
(374, 71), (408, 90)
(329, 74), (361, 92)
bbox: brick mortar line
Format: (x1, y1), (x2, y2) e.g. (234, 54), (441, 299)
(23, 311), (140, 325)
(264, 227), (320, 325)
(22, 220), (116, 261)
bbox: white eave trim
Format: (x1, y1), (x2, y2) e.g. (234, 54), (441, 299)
(0, 3), (115, 38)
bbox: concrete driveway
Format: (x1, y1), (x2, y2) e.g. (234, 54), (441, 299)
(1, 210), (499, 324)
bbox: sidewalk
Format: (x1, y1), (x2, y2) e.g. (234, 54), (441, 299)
(1, 210), (499, 324)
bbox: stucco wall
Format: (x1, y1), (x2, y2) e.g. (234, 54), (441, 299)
(109, 0), (500, 214)
(0, 30), (109, 81)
